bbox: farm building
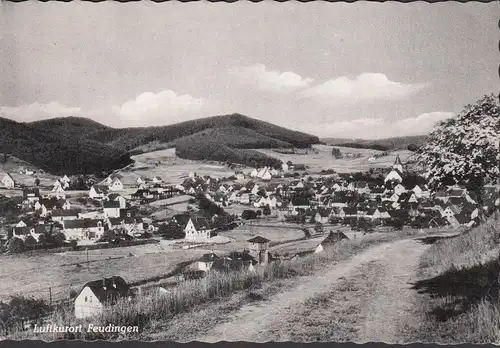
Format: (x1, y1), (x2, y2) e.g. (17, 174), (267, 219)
(89, 185), (109, 200)
(0, 173), (15, 189)
(315, 231), (349, 253)
(74, 276), (130, 319)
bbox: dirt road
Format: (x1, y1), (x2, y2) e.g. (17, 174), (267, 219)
(195, 238), (428, 343)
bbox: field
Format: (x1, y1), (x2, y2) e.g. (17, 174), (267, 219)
(255, 144), (416, 174)
(126, 148), (238, 185)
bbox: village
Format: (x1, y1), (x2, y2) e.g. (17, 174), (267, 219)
(0, 150), (499, 324)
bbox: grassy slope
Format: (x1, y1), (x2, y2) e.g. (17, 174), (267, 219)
(409, 215), (500, 343)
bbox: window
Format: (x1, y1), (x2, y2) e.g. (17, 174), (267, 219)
(84, 296), (88, 302)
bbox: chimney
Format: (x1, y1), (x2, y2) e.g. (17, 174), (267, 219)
(102, 278), (107, 291)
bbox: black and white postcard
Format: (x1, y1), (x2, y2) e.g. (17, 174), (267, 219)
(0, 1), (498, 344)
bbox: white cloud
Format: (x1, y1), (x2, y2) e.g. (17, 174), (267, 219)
(112, 89), (209, 126)
(231, 64), (313, 93)
(302, 111), (455, 139)
(0, 102), (82, 122)
(301, 73), (428, 105)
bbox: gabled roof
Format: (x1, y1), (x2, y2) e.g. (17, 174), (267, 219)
(92, 185), (109, 194)
(52, 209), (80, 217)
(64, 219), (104, 229)
(198, 253), (219, 263)
(321, 231), (349, 246)
(80, 276), (129, 304)
(103, 201), (121, 209)
(247, 236), (270, 244)
(189, 216), (210, 230)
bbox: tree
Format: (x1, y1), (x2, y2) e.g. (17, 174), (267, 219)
(34, 178), (40, 187)
(7, 237), (24, 253)
(263, 205), (271, 216)
(24, 235), (37, 250)
(52, 231), (66, 247)
(332, 147), (343, 159)
(241, 210), (258, 220)
(419, 94), (499, 191)
(407, 143), (420, 152)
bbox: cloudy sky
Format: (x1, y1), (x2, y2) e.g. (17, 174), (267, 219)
(0, 1), (497, 139)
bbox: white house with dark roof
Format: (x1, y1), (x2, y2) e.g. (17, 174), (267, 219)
(74, 276), (130, 319)
(184, 216), (213, 241)
(0, 173), (15, 189)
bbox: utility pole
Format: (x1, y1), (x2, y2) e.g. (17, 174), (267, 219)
(86, 248), (89, 267)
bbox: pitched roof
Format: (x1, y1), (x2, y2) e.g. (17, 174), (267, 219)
(247, 236), (270, 244)
(394, 155), (403, 166)
(189, 216), (210, 230)
(321, 231), (349, 246)
(80, 276), (129, 304)
(198, 253), (220, 263)
(64, 219), (104, 229)
(52, 209), (80, 217)
(103, 201), (121, 209)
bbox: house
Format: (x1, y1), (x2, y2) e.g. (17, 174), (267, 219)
(247, 236), (270, 265)
(103, 201), (121, 218)
(0, 173), (15, 189)
(249, 168), (259, 178)
(63, 219), (106, 240)
(315, 208), (332, 224)
(315, 231), (349, 253)
(108, 178), (124, 191)
(107, 193), (127, 209)
(234, 172), (245, 181)
(51, 209), (80, 222)
(384, 169), (403, 184)
(290, 197), (311, 211)
(281, 162), (289, 172)
(152, 176), (163, 184)
(347, 181), (369, 194)
(89, 185), (109, 200)
(184, 216), (213, 241)
(12, 225), (47, 242)
(35, 199), (63, 217)
(74, 276), (130, 319)
(195, 253), (220, 272)
(393, 184), (407, 196)
(136, 177), (145, 185)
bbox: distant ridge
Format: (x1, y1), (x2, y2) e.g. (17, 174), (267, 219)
(321, 135), (427, 151)
(4, 113), (320, 173)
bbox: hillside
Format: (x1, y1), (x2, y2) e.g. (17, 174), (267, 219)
(77, 113), (320, 152)
(0, 117), (133, 175)
(27, 113), (320, 169)
(321, 136), (427, 151)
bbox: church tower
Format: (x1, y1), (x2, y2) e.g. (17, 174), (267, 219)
(393, 155), (403, 173)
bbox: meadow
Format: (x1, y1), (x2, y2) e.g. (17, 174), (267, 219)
(256, 144), (415, 174)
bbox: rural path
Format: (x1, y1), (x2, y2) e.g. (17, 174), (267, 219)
(195, 238), (428, 343)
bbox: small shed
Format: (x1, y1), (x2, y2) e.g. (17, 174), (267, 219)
(315, 230), (349, 253)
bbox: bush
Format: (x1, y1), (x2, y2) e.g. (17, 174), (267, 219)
(7, 237), (24, 254)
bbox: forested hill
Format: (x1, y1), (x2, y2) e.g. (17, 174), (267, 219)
(3, 114), (320, 174)
(0, 117), (132, 175)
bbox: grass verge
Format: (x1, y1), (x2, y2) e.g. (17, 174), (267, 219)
(408, 215), (500, 344)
